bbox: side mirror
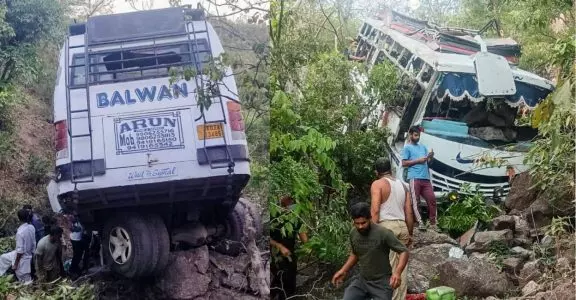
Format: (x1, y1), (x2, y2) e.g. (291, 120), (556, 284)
(473, 35), (516, 96)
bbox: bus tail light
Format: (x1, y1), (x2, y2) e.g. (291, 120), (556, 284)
(227, 102), (245, 132)
(55, 120), (68, 158)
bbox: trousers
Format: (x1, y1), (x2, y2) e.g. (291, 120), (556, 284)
(343, 275), (393, 300)
(380, 220), (409, 300)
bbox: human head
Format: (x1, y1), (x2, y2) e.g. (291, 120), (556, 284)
(408, 125), (421, 144)
(374, 157), (391, 177)
(17, 209), (32, 224)
(50, 227), (63, 243)
(349, 202), (371, 236)
(23, 205), (32, 211)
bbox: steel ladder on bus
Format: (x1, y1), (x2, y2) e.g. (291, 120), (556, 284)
(187, 9), (235, 171)
(64, 28), (96, 184)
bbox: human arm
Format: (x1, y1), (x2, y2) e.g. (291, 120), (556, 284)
(298, 231), (309, 244)
(331, 252), (358, 287)
(270, 239), (291, 257)
(370, 181), (383, 223)
(12, 230), (25, 270)
(401, 146), (427, 167)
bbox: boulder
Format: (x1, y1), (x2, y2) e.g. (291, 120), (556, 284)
(522, 280), (541, 297)
(156, 246), (212, 300)
(523, 195), (573, 229)
(502, 257), (525, 274)
(513, 216), (531, 238)
(510, 247), (532, 260)
(533, 280), (575, 300)
(465, 242), (487, 254)
(490, 215), (515, 231)
(208, 288), (261, 300)
(412, 229), (459, 249)
(407, 243), (455, 293)
(555, 257), (572, 273)
(518, 260), (543, 287)
(435, 258), (512, 297)
(473, 230), (514, 246)
(505, 172), (538, 211)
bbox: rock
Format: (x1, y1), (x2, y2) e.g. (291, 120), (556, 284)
(522, 194), (572, 229)
(540, 235), (555, 248)
(221, 272), (249, 290)
(156, 247), (212, 299)
(458, 221), (478, 248)
(502, 257), (525, 273)
(505, 172), (538, 211)
(435, 258), (511, 297)
(407, 243), (454, 293)
(518, 260), (543, 287)
(465, 242), (486, 254)
(512, 237), (533, 248)
(513, 216), (531, 238)
(412, 229), (459, 249)
(491, 215), (516, 231)
(209, 251), (251, 275)
(484, 297), (500, 300)
(522, 280), (541, 296)
(208, 288), (260, 300)
(510, 247), (532, 260)
(469, 252), (489, 260)
(549, 280), (575, 299)
(473, 230), (514, 246)
(555, 257), (572, 273)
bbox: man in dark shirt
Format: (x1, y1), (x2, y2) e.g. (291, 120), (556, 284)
(332, 202), (409, 300)
(270, 195), (309, 300)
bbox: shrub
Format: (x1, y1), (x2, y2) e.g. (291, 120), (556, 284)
(25, 154), (50, 184)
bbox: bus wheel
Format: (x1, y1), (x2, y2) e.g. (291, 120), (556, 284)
(102, 213), (154, 278)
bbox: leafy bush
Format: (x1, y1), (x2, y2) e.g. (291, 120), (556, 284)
(438, 185), (501, 236)
(0, 131), (13, 167)
(25, 154), (50, 184)
(0, 277), (95, 300)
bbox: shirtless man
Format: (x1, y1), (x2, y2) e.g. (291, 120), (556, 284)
(370, 157), (414, 300)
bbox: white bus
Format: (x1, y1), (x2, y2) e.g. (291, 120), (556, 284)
(46, 7), (257, 277)
(357, 9), (554, 201)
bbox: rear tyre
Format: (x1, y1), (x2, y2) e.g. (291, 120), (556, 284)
(102, 213), (153, 278)
(224, 198), (262, 243)
(146, 214), (170, 275)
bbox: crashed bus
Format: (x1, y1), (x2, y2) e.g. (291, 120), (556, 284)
(357, 9), (554, 201)
(47, 7), (257, 278)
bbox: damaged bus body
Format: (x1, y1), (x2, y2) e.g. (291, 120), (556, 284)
(47, 7), (256, 277)
(357, 9), (554, 201)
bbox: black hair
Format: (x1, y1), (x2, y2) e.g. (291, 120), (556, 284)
(50, 227), (63, 236)
(374, 157), (391, 174)
(349, 202), (371, 219)
(23, 205), (32, 210)
(17, 209), (31, 223)
(408, 125), (421, 134)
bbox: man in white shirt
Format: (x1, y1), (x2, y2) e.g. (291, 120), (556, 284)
(0, 209), (36, 284)
(370, 158), (414, 300)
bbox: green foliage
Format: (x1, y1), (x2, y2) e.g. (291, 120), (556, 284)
(0, 277), (95, 300)
(365, 61), (402, 107)
(0, 0), (66, 86)
(438, 185), (501, 236)
(25, 154), (50, 184)
(0, 236), (14, 253)
(486, 240), (511, 271)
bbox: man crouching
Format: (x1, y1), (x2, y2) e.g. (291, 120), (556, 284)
(332, 202), (409, 300)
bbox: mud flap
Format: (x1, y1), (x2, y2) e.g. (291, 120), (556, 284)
(47, 180), (62, 213)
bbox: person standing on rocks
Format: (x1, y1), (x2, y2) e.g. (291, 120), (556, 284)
(370, 157), (414, 300)
(0, 209), (36, 284)
(270, 195), (309, 300)
(332, 202), (409, 300)
(69, 213), (90, 279)
(23, 205), (44, 244)
(402, 125), (438, 231)
(34, 227), (64, 283)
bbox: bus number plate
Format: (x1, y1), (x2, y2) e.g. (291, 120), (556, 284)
(197, 124), (224, 140)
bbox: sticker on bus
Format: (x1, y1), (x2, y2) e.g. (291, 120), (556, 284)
(114, 111), (185, 155)
(127, 166), (177, 181)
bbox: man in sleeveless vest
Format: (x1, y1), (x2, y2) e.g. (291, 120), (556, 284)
(370, 157), (414, 300)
